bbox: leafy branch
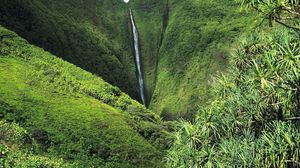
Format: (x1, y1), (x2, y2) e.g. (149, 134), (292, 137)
(237, 0), (300, 31)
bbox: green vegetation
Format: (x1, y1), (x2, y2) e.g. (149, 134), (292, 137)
(154, 0), (300, 167)
(0, 120), (76, 167)
(147, 0), (256, 120)
(1, 0), (299, 167)
(0, 25), (172, 167)
(165, 19), (300, 168)
(0, 0), (139, 100)
(238, 0), (300, 31)
(0, 0), (256, 120)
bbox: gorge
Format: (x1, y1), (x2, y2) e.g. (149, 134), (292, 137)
(0, 0), (300, 167)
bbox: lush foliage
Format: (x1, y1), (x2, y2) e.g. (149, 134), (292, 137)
(0, 0), (256, 121)
(237, 0), (300, 31)
(2, 0), (300, 167)
(165, 27), (300, 167)
(0, 0), (139, 99)
(0, 120), (77, 167)
(148, 0), (255, 120)
(0, 25), (173, 167)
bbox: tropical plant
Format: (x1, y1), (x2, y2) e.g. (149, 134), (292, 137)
(166, 27), (300, 167)
(237, 0), (300, 31)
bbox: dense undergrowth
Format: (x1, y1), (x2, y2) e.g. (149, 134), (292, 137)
(0, 120), (76, 167)
(0, 0), (139, 100)
(165, 1), (300, 167)
(0, 25), (173, 167)
(165, 27), (300, 167)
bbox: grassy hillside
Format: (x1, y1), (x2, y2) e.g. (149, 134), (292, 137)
(0, 0), (140, 100)
(0, 25), (172, 167)
(131, 0), (255, 120)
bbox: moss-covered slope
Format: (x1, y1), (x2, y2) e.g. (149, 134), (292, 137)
(131, 0), (255, 120)
(0, 0), (139, 100)
(0, 25), (170, 167)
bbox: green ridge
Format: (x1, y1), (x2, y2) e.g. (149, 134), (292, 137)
(0, 25), (171, 167)
(0, 0), (139, 100)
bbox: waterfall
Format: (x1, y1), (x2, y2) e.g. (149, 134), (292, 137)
(129, 9), (146, 105)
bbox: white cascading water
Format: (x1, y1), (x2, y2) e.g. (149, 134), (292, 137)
(129, 8), (146, 105)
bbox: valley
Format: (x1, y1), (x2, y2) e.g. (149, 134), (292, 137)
(1, 0), (300, 167)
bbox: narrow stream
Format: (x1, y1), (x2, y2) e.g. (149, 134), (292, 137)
(129, 8), (146, 105)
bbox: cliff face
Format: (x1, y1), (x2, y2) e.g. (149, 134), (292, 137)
(131, 0), (254, 120)
(129, 0), (167, 106)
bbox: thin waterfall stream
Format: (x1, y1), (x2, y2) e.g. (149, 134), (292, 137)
(129, 8), (146, 105)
